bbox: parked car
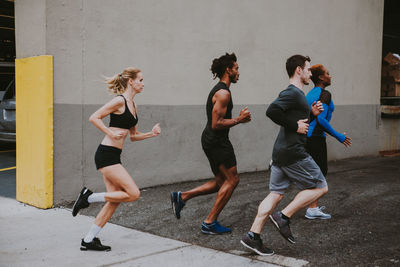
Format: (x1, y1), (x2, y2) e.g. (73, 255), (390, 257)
(0, 79), (16, 142)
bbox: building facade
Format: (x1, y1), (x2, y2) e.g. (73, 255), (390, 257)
(15, 0), (395, 207)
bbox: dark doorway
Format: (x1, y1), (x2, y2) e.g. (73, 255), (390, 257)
(382, 0), (400, 56)
(381, 0), (400, 107)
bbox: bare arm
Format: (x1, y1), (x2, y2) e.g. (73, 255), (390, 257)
(211, 90), (251, 130)
(89, 97), (126, 140)
(129, 123), (161, 142)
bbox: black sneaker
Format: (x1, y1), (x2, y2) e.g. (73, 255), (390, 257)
(269, 211), (295, 244)
(240, 233), (274, 256)
(72, 187), (93, 217)
(80, 237), (111, 251)
(170, 191), (185, 219)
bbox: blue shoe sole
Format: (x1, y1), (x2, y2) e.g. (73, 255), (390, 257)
(201, 229), (219, 235)
(305, 215), (331, 220)
(201, 229), (231, 235)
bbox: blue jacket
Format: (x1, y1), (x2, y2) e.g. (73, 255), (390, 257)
(306, 87), (345, 143)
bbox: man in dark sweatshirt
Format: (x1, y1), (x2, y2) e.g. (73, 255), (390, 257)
(240, 55), (328, 256)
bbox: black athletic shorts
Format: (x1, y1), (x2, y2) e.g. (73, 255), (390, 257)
(201, 132), (237, 175)
(306, 136), (328, 176)
(94, 144), (122, 170)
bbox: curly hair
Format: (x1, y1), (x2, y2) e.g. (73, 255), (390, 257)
(310, 64), (325, 85)
(210, 53), (237, 79)
(105, 67), (141, 95)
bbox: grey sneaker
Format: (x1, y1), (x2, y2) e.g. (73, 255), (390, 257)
(269, 211), (295, 244)
(240, 233), (274, 256)
(305, 206), (331, 220)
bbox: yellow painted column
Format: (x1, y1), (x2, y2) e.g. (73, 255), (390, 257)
(15, 55), (53, 209)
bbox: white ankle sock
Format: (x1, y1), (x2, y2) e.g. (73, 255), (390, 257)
(88, 193), (106, 203)
(308, 207), (319, 211)
(84, 224), (102, 243)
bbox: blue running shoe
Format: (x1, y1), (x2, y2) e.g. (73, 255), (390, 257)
(201, 220), (231, 235)
(170, 191), (185, 219)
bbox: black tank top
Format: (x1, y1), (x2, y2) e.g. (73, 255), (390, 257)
(203, 82), (233, 139)
(109, 95), (138, 129)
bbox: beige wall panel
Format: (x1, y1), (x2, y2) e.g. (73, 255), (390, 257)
(15, 0), (47, 58)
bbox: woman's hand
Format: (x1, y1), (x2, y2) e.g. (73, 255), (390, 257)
(109, 129), (127, 140)
(311, 101), (324, 116)
(343, 133), (352, 147)
(152, 123), (161, 137)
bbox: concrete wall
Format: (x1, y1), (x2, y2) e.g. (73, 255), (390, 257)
(15, 0), (387, 204)
(15, 0), (46, 57)
(380, 117), (400, 152)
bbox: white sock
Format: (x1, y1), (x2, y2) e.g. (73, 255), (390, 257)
(83, 224), (102, 243)
(88, 193), (106, 203)
(308, 207), (319, 211)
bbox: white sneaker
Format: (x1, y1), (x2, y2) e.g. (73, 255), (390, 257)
(305, 206), (331, 220)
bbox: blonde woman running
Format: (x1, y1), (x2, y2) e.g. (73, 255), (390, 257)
(72, 67), (161, 251)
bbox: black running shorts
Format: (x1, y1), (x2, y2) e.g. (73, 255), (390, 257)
(201, 133), (237, 175)
(94, 144), (122, 170)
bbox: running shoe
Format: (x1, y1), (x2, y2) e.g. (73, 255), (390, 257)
(170, 191), (185, 219)
(240, 232), (274, 256)
(269, 211), (295, 244)
(80, 237), (111, 251)
(201, 220), (231, 235)
(305, 206), (331, 220)
(72, 187), (93, 217)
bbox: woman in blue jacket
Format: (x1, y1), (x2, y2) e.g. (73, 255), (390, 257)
(305, 64), (352, 220)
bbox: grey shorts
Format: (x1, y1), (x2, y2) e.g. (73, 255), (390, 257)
(269, 155), (327, 194)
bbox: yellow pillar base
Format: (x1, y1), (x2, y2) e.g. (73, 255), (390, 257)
(16, 55), (53, 209)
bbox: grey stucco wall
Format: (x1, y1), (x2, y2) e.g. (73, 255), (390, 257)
(15, 0), (388, 204)
(380, 117), (400, 152)
(15, 0), (47, 58)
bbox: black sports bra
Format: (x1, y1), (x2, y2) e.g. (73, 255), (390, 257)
(109, 95), (138, 129)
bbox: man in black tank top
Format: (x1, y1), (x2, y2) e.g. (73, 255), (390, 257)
(171, 53), (251, 234)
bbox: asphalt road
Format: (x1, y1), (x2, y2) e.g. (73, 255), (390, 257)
(0, 141), (16, 198)
(75, 155), (400, 266)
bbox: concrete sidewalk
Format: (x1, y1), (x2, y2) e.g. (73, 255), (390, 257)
(0, 197), (293, 267)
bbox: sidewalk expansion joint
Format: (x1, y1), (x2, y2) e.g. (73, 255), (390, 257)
(99, 244), (192, 267)
(228, 249), (309, 267)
